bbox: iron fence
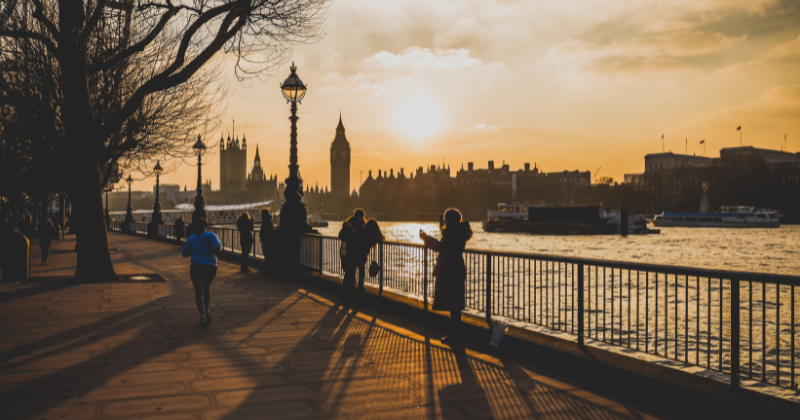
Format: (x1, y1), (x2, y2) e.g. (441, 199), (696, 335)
(109, 223), (800, 391)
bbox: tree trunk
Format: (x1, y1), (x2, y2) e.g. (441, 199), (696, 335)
(69, 158), (118, 282)
(57, 2), (118, 282)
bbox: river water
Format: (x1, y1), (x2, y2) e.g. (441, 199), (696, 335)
(318, 222), (800, 276)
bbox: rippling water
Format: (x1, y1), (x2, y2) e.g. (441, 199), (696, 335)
(318, 222), (800, 276)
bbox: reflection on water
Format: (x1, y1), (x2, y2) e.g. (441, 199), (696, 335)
(318, 222), (800, 276)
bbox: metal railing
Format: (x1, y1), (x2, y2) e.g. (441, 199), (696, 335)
(109, 223), (800, 391)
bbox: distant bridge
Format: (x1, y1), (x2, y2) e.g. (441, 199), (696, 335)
(110, 200), (277, 225)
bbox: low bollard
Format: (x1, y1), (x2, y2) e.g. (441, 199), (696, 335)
(4, 231), (30, 282)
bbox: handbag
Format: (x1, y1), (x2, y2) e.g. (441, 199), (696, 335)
(369, 260), (381, 277)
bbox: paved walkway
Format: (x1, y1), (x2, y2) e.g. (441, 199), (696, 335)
(0, 233), (743, 419)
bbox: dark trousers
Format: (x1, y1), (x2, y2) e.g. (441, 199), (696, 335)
(342, 260), (366, 294)
(40, 241), (51, 263)
(240, 240), (252, 270)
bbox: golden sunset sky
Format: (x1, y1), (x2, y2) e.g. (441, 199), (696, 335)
(140, 0), (800, 194)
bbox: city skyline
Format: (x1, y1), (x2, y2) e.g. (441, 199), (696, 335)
(126, 0), (800, 193)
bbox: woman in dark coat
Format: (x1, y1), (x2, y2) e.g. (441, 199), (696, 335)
(236, 212), (253, 272)
(420, 208), (473, 342)
(37, 218), (54, 265)
(259, 208), (274, 268)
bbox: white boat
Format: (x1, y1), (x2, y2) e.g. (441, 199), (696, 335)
(652, 206), (780, 228)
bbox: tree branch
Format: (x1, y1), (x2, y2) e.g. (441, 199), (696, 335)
(0, 28), (57, 54)
(87, 5), (176, 74)
(77, 0), (109, 51)
(98, 2), (240, 141)
(29, 0), (59, 39)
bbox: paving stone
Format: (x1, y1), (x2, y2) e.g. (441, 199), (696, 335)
(188, 374), (284, 392)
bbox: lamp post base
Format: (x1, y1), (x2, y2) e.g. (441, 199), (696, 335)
(122, 207), (134, 234)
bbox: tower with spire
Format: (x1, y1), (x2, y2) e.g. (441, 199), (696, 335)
(219, 122), (247, 195)
(330, 113), (351, 206)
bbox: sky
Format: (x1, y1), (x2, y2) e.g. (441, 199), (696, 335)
(136, 0), (800, 193)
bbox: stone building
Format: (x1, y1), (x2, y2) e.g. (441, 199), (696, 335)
(219, 134), (247, 195)
(330, 114), (351, 205)
(357, 161), (592, 220)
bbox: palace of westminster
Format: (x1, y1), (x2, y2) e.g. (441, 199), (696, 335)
(192, 114), (591, 220)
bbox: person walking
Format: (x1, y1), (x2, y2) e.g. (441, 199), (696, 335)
(338, 209), (384, 298)
(419, 208), (473, 342)
(37, 218), (54, 265)
(259, 208), (274, 268)
(236, 212), (253, 273)
(174, 216), (186, 242)
(181, 218), (221, 326)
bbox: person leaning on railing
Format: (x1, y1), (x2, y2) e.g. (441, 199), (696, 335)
(236, 212), (254, 273)
(419, 208), (473, 343)
(174, 216), (186, 242)
(259, 208), (275, 270)
(339, 209), (384, 299)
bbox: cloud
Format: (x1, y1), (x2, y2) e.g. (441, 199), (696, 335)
(765, 34), (800, 60)
(469, 123), (498, 131)
(552, 32), (745, 60)
(673, 84), (800, 143)
(361, 47), (504, 73)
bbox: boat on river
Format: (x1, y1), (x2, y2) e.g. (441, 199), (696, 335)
(651, 206), (780, 228)
(307, 215), (329, 228)
(483, 203), (656, 235)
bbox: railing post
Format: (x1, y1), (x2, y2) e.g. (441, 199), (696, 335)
(423, 247), (429, 311)
(318, 236), (323, 274)
(486, 254), (492, 329)
(378, 242), (384, 295)
(731, 277), (740, 389)
(578, 263), (585, 347)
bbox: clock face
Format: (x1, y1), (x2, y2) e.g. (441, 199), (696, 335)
(342, 151), (348, 158)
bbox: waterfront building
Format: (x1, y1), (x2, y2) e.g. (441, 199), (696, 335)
(358, 161), (592, 220)
(719, 146), (800, 164)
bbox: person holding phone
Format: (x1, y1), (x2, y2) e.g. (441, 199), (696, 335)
(419, 208), (473, 342)
(182, 218), (221, 326)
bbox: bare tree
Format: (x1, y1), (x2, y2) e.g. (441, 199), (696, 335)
(0, 0), (328, 281)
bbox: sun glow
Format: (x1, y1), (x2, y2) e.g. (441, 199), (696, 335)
(393, 93), (444, 141)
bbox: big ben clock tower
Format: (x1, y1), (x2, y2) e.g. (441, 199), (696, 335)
(330, 113), (351, 207)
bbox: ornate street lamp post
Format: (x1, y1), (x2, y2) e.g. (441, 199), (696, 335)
(278, 62), (312, 234)
(122, 174), (134, 233)
(148, 161), (163, 237)
(192, 137), (207, 229)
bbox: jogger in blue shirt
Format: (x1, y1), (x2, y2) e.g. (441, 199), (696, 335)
(182, 218), (221, 325)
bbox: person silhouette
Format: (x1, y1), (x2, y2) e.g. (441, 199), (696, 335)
(420, 208), (473, 342)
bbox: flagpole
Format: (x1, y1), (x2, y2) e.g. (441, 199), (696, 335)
(740, 127), (742, 146)
(685, 137), (687, 155)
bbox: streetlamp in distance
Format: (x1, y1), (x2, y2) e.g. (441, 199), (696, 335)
(192, 136), (207, 229)
(278, 62), (312, 234)
(148, 161), (163, 237)
(122, 174), (134, 233)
